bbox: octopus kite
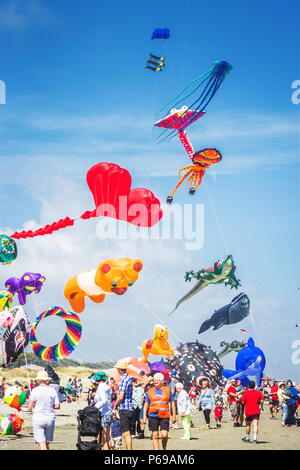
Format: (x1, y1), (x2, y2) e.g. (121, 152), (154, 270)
(169, 255), (241, 315)
(155, 60), (232, 203)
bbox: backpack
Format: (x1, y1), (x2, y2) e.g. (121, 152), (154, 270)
(77, 406), (101, 437)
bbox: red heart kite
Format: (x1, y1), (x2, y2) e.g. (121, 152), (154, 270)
(10, 163), (163, 239)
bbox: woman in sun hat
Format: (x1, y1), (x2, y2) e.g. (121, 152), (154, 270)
(94, 371), (112, 450)
(28, 370), (60, 451)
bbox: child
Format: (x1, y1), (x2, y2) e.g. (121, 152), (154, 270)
(214, 400), (223, 428)
(111, 412), (122, 450)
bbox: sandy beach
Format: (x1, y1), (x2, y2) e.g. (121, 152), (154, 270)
(0, 394), (298, 451)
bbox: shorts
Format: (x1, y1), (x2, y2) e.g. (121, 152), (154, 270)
(271, 400), (279, 407)
(101, 411), (113, 429)
(148, 416), (170, 432)
(245, 414), (260, 422)
(230, 402), (238, 418)
(32, 418), (55, 443)
(119, 409), (134, 434)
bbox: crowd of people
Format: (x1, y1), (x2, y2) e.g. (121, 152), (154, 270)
(79, 363), (300, 451)
(4, 365), (299, 451)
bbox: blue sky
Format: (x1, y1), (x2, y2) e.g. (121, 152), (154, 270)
(0, 0), (299, 381)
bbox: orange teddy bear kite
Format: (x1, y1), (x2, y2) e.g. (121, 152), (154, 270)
(64, 258), (143, 313)
(141, 324), (175, 362)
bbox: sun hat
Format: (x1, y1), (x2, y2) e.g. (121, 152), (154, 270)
(94, 371), (108, 382)
(35, 370), (52, 382)
(115, 359), (129, 370)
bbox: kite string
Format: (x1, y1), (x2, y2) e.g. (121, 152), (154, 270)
(203, 180), (272, 378)
(128, 285), (182, 347)
(203, 180), (230, 254)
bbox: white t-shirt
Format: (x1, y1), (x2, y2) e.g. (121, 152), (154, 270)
(30, 385), (59, 420)
(177, 389), (192, 416)
(94, 382), (112, 416)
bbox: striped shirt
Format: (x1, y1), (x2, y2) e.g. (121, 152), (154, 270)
(117, 374), (133, 411)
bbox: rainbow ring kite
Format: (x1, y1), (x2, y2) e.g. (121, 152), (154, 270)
(30, 306), (82, 361)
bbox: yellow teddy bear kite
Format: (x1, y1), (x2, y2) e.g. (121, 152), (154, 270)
(64, 258), (143, 313)
(141, 324), (175, 362)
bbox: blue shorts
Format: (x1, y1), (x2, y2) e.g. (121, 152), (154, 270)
(101, 411), (113, 429)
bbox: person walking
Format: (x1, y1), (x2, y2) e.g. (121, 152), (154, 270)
(28, 370), (60, 451)
(198, 379), (215, 429)
(277, 382), (287, 426)
(269, 381), (279, 419)
(131, 380), (145, 438)
(94, 371), (113, 450)
(175, 382), (192, 440)
(214, 400), (223, 428)
(169, 370), (179, 429)
(113, 359), (134, 450)
(227, 379), (242, 427)
(143, 372), (177, 450)
(241, 381), (264, 444)
(283, 380), (298, 426)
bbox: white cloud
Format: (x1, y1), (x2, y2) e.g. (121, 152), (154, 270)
(0, 0), (56, 31)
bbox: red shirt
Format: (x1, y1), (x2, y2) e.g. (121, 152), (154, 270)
(270, 385), (278, 401)
(227, 386), (238, 404)
(241, 390), (264, 416)
(214, 406), (223, 418)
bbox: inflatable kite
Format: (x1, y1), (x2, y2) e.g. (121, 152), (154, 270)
(5, 272), (46, 305)
(155, 60), (232, 202)
(0, 414), (23, 435)
(141, 324), (175, 362)
(4, 386), (27, 411)
(1, 306), (30, 368)
(9, 162), (163, 240)
(149, 361), (170, 373)
(30, 306), (82, 361)
(151, 28), (170, 40)
(217, 340), (247, 359)
(170, 255), (241, 315)
(0, 291), (13, 312)
(168, 341), (224, 390)
(127, 357), (150, 379)
(198, 292), (250, 334)
(0, 309), (14, 327)
(64, 258), (143, 313)
(157, 60), (233, 142)
(155, 106), (222, 202)
(0, 235), (17, 264)
(146, 53), (166, 72)
(222, 337), (266, 386)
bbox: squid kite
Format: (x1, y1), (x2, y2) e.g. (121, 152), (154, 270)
(169, 255), (241, 315)
(155, 60), (232, 202)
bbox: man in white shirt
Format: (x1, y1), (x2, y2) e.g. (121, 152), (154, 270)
(28, 370), (60, 451)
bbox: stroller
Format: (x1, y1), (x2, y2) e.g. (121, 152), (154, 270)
(76, 406), (102, 450)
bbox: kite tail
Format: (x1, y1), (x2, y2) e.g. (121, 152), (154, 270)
(169, 279), (205, 316)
